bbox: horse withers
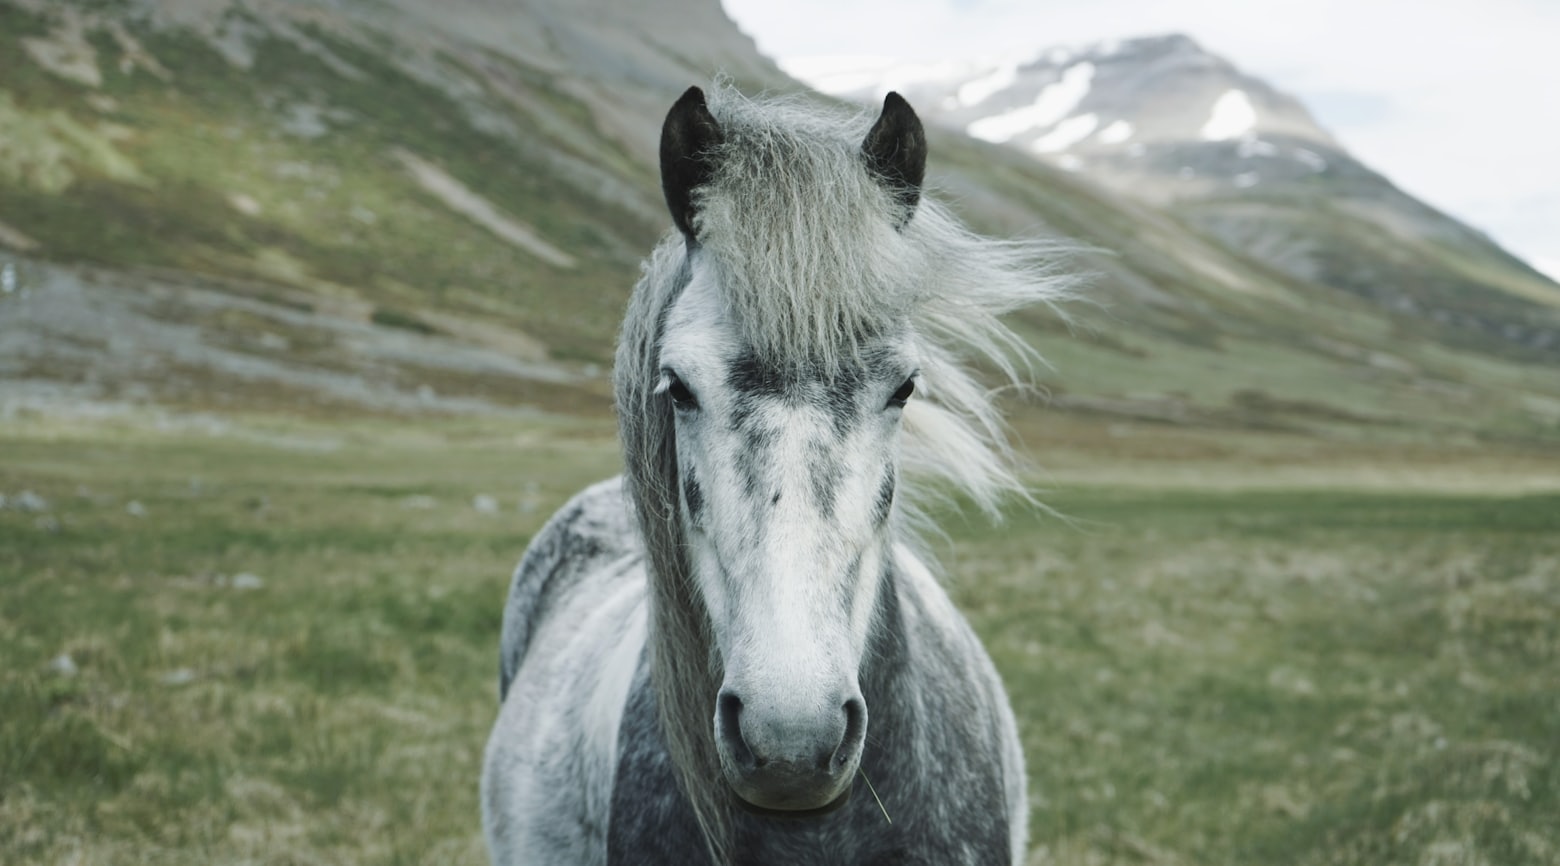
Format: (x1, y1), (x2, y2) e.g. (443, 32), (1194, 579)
(481, 84), (1070, 865)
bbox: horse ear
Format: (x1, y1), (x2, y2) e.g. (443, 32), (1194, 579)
(861, 91), (926, 224)
(661, 86), (724, 241)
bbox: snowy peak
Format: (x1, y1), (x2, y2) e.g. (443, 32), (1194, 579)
(786, 34), (1336, 188)
(786, 34), (1560, 361)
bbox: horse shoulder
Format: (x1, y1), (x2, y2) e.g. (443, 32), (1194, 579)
(892, 544), (1029, 863)
(483, 477), (648, 865)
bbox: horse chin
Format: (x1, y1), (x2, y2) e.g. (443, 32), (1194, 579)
(731, 785), (853, 820)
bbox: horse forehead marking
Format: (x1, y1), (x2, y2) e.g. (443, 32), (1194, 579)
(724, 349), (793, 399)
(712, 390), (849, 518)
(721, 345), (903, 439)
(807, 438), (843, 518)
(723, 346), (903, 394)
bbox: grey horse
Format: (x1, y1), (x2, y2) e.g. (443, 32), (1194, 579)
(482, 84), (1071, 865)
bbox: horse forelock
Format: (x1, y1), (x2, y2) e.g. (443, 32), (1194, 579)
(694, 88), (919, 374)
(681, 84), (1078, 520)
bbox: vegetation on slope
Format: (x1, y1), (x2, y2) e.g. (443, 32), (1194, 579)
(0, 1), (659, 362)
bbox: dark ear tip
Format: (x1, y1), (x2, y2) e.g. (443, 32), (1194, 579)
(675, 86), (707, 109)
(862, 90), (926, 228)
(881, 92), (920, 125)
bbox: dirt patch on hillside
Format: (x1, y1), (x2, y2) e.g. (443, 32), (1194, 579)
(0, 255), (606, 417)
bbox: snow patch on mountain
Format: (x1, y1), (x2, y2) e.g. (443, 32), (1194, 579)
(781, 55), (985, 101)
(1099, 120), (1134, 144)
(1294, 148), (1328, 171)
(1201, 89), (1256, 140)
(956, 61), (1019, 107)
(1237, 137), (1278, 158)
(967, 61), (1094, 144)
(1034, 113), (1099, 153)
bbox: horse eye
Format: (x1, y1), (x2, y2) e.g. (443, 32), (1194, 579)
(887, 378), (915, 409)
(667, 376), (699, 410)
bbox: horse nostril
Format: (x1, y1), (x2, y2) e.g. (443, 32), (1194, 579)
(717, 690), (758, 769)
(832, 697), (867, 770)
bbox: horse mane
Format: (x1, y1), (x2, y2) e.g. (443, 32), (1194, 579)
(614, 84), (1074, 863)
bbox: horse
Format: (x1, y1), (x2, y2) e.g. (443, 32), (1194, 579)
(481, 83), (1070, 865)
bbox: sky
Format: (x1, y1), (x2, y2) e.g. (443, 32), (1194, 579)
(719, 0), (1560, 282)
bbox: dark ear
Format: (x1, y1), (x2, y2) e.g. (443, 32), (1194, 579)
(861, 91), (927, 226)
(660, 86), (723, 241)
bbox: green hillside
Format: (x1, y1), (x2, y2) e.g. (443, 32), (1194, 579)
(3, 0), (1558, 445)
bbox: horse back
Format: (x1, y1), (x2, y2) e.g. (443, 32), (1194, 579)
(497, 476), (639, 699)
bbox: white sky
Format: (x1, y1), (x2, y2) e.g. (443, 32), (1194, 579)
(720, 0), (1560, 282)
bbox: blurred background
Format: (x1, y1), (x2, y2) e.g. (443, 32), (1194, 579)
(1, 0), (1556, 863)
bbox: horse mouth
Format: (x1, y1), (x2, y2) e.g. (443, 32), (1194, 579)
(732, 785), (853, 820)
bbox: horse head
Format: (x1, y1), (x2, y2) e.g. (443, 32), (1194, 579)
(649, 86), (928, 815)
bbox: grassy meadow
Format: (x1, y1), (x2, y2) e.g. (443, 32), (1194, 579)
(1, 410), (1557, 865)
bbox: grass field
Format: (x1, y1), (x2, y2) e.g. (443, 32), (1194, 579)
(2, 411), (1557, 865)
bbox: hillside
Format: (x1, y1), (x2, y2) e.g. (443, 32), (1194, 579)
(1, 1), (1558, 447)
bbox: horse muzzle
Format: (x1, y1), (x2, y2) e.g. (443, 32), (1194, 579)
(714, 687), (867, 815)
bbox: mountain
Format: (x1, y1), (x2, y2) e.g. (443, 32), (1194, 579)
(791, 35), (1337, 174)
(1, 3), (1557, 445)
(788, 35), (1560, 362)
